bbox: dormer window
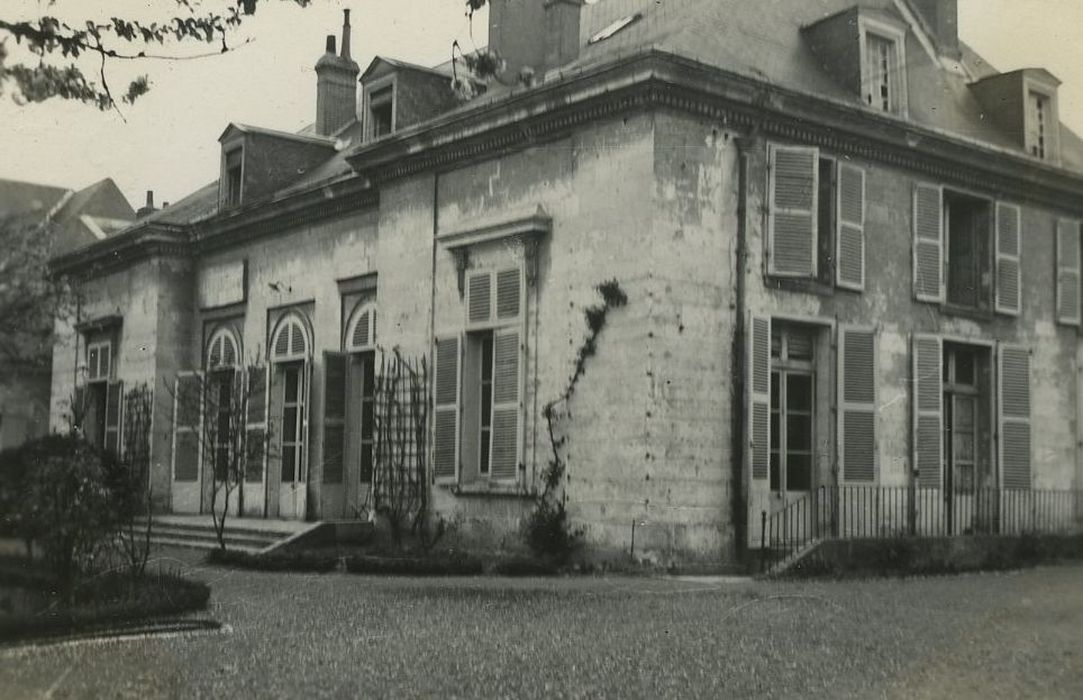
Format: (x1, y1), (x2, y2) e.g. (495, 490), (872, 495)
(224, 148), (243, 207)
(860, 23), (907, 115)
(1028, 90), (1049, 159)
(363, 78), (396, 141)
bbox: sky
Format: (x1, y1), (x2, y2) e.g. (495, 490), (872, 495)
(1, 0), (1082, 209)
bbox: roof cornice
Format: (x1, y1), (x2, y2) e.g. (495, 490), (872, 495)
(49, 223), (190, 279)
(348, 49), (1083, 215)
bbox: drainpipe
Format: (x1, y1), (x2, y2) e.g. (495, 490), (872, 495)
(428, 171), (441, 506)
(731, 136), (754, 559)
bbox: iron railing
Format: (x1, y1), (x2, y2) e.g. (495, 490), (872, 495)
(761, 485), (1083, 565)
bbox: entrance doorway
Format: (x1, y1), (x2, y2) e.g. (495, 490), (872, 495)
(942, 343), (994, 533)
(276, 362), (307, 519)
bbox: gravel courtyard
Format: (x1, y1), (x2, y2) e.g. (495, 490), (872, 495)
(2, 560), (1082, 699)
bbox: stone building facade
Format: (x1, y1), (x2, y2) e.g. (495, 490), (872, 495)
(49, 1), (1083, 564)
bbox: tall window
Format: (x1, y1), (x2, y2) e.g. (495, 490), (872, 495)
(224, 148), (242, 207)
(770, 326), (816, 493)
(477, 332), (495, 476)
(1028, 91), (1048, 159)
(944, 191), (993, 310)
(368, 86), (394, 139)
(280, 364), (304, 484)
(861, 28), (905, 116)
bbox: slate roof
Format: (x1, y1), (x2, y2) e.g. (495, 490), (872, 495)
(0, 177), (135, 255)
(0, 178), (70, 219)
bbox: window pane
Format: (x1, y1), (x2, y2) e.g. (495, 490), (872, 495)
(362, 356), (375, 398)
(787, 374), (813, 412)
(786, 415), (813, 451)
(281, 445), (296, 482)
(283, 407), (298, 442)
(360, 443), (373, 484)
(284, 368), (299, 401)
(770, 412), (780, 450)
(480, 428), (491, 474)
(786, 453), (812, 491)
(955, 350), (976, 387)
(771, 371), (780, 407)
(361, 399), (374, 440)
(770, 453), (781, 491)
(481, 334), (494, 381)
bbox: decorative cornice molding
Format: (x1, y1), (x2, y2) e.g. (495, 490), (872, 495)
(350, 50), (1083, 215)
(437, 204), (552, 252)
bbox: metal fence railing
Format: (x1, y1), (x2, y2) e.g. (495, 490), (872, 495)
(761, 485), (1083, 564)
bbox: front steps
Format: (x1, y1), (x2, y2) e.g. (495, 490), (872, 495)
(137, 515), (321, 555)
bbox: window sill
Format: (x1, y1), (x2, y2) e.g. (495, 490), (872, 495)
(449, 481), (535, 499)
(765, 276), (837, 297)
(940, 304), (994, 323)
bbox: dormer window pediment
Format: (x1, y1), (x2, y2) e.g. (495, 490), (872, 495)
(803, 8), (909, 118)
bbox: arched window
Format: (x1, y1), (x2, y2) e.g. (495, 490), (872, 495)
(344, 301), (377, 352)
(270, 313), (310, 363)
(206, 326), (241, 370)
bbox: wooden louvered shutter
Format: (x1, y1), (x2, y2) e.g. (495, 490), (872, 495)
(172, 373), (204, 483)
(291, 322), (307, 357)
(244, 366), (267, 483)
(913, 184), (944, 303)
(322, 352), (347, 484)
(104, 380), (124, 456)
(995, 203), (1022, 316)
(466, 271), (493, 326)
(433, 335), (461, 482)
(495, 268), (522, 320)
(912, 335), (943, 489)
(351, 309), (372, 349)
(490, 327), (522, 481)
(300, 358), (312, 484)
(748, 315), (771, 485)
(838, 326), (877, 482)
(768, 145), (818, 277)
(836, 163), (866, 291)
(999, 345), (1032, 490)
(274, 323), (291, 358)
(1056, 219), (1081, 326)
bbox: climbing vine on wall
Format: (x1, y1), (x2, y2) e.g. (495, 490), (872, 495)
(526, 279), (628, 560)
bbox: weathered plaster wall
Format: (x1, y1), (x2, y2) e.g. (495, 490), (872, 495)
(742, 139), (1080, 501)
(428, 110), (740, 564)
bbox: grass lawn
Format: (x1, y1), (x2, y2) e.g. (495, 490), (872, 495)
(2, 559), (1081, 698)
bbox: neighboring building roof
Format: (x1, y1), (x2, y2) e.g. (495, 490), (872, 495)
(219, 123), (338, 146)
(0, 178), (70, 219)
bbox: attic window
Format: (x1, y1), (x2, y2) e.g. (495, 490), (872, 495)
(588, 12), (643, 45)
(369, 86), (394, 139)
(1028, 91), (1049, 159)
(862, 30), (905, 114)
(224, 148), (243, 207)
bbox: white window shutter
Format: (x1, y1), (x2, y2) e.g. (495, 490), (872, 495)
(768, 145), (818, 278)
(433, 335), (461, 482)
(838, 326), (877, 482)
(466, 271), (493, 326)
(913, 184), (944, 303)
(244, 365), (268, 484)
(998, 345), (1032, 490)
(995, 203), (1022, 316)
(1056, 219), (1081, 326)
(911, 335), (943, 489)
(301, 359), (312, 485)
(172, 372), (205, 483)
(836, 163), (866, 291)
(490, 327), (522, 482)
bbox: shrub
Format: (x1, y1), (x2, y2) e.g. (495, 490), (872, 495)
(18, 435), (121, 599)
(524, 499), (579, 564)
(205, 548), (339, 573)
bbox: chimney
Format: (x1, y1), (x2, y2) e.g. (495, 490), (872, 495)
(314, 9), (360, 136)
(910, 0), (959, 56)
(544, 0), (584, 72)
(136, 190), (157, 218)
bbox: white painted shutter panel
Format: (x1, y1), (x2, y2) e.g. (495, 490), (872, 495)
(244, 365), (268, 483)
(301, 359), (312, 486)
(748, 315), (771, 485)
(998, 345), (1032, 490)
(433, 335), (461, 482)
(172, 372), (204, 483)
(495, 268), (522, 320)
(913, 184), (944, 303)
(1056, 219), (1081, 326)
(912, 335), (943, 489)
(838, 326), (877, 482)
(490, 327), (522, 482)
(466, 271), (493, 326)
(836, 163), (866, 291)
(995, 203), (1022, 316)
(768, 145), (818, 277)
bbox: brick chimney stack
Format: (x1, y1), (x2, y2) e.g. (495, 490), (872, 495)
(315, 9), (360, 137)
(136, 190), (157, 218)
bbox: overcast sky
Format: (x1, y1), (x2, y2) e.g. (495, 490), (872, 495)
(1, 0), (1081, 208)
